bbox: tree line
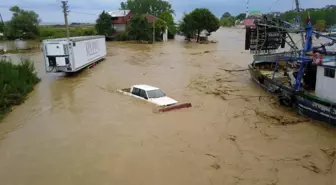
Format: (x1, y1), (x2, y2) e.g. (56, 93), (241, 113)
(220, 12), (246, 27)
(0, 6), (96, 40)
(279, 6), (336, 31)
(220, 5), (336, 30)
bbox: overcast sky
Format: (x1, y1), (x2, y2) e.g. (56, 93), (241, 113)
(0, 0), (335, 23)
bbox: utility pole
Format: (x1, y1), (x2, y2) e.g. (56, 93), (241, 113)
(0, 13), (4, 28)
(0, 13), (5, 54)
(61, 1), (70, 39)
(152, 20), (155, 44)
(0, 13), (4, 37)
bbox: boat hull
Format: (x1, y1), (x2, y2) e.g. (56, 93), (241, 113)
(296, 96), (336, 125)
(248, 64), (336, 126)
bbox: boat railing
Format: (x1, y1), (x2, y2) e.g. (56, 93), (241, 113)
(253, 51), (300, 61)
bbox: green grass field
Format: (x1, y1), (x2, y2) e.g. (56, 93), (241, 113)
(39, 25), (97, 40)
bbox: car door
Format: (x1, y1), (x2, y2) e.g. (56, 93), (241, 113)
(139, 89), (148, 99)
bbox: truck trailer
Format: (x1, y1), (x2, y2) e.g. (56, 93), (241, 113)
(42, 36), (107, 73)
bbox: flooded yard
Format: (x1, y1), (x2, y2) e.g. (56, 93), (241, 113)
(0, 28), (335, 185)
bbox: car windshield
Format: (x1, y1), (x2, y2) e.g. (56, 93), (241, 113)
(146, 89), (166, 98)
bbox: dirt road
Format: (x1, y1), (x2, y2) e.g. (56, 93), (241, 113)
(0, 28), (335, 185)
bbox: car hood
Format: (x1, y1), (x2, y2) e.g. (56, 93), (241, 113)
(148, 96), (178, 106)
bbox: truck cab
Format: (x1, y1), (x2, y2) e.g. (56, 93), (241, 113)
(130, 85), (178, 106)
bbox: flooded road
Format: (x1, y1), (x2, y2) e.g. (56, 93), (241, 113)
(0, 28), (335, 185)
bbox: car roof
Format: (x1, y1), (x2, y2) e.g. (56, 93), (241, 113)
(133, 84), (159, 91)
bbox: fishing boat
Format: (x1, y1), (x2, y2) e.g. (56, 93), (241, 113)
(245, 0), (336, 125)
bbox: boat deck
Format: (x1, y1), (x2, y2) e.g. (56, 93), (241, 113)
(260, 70), (290, 85)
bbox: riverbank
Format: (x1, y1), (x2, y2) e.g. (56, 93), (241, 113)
(0, 59), (40, 120)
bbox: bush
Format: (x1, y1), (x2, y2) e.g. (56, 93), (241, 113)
(0, 59), (40, 119)
(115, 31), (131, 41)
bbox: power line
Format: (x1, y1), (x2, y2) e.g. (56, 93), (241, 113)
(70, 11), (98, 16)
(0, 4), (60, 11)
(268, 0), (281, 12)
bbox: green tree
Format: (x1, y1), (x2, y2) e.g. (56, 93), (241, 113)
(221, 12), (231, 19)
(220, 17), (236, 27)
(191, 8), (220, 41)
(120, 0), (174, 17)
(159, 11), (176, 39)
(5, 6), (40, 39)
(0, 22), (4, 33)
(178, 13), (195, 40)
(127, 15), (152, 41)
(315, 20), (326, 31)
(179, 8), (220, 42)
(154, 18), (167, 39)
(95, 11), (114, 36)
(235, 13), (246, 21)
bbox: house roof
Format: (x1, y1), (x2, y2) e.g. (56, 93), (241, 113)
(108, 10), (130, 17)
(133, 84), (159, 91)
(144, 13), (159, 23)
(240, 19), (255, 26)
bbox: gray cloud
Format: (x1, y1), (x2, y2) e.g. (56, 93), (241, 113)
(0, 0), (335, 23)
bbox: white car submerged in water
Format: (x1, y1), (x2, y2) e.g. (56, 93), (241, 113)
(118, 84), (178, 106)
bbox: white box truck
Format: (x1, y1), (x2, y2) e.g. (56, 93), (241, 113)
(42, 36), (107, 73)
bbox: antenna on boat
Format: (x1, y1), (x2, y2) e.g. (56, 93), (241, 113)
(294, 0), (304, 48)
(246, 0), (249, 18)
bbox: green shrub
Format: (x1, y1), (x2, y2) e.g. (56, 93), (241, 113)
(115, 31), (131, 41)
(0, 59), (40, 119)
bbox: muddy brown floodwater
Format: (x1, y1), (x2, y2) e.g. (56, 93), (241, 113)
(0, 28), (335, 185)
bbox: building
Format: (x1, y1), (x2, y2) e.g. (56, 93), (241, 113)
(235, 10), (262, 28)
(108, 10), (132, 32)
(108, 10), (167, 41)
(269, 12), (281, 17)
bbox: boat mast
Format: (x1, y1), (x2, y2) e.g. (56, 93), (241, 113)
(294, 0), (305, 48)
(246, 0), (249, 18)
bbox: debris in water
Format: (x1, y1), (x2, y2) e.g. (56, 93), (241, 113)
(303, 154), (312, 158)
(219, 68), (249, 73)
(300, 161), (321, 174)
(205, 153), (217, 159)
(210, 163), (221, 170)
(254, 109), (310, 125)
(190, 50), (212, 55)
(320, 148), (336, 174)
(320, 148), (336, 157)
(228, 134), (237, 142)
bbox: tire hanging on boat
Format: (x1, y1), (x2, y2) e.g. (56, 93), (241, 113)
(313, 52), (323, 65)
(279, 96), (292, 107)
